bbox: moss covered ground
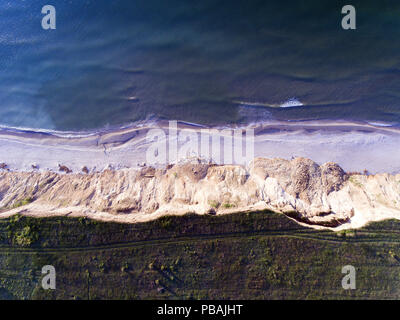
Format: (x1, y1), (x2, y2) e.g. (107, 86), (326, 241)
(0, 210), (398, 299)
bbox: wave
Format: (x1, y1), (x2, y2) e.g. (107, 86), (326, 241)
(233, 97), (304, 109)
(280, 98), (303, 108)
(1, 116), (400, 143)
(0, 116), (162, 139)
(366, 121), (395, 127)
(0, 124), (99, 139)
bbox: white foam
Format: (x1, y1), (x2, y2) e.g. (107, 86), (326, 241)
(367, 121), (394, 127)
(280, 98), (303, 108)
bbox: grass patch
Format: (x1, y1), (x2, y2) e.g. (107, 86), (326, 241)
(0, 211), (397, 299)
(208, 200), (220, 209)
(12, 198), (34, 209)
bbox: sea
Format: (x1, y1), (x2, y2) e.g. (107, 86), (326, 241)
(1, 0), (400, 132)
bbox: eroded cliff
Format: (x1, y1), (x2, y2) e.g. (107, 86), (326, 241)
(1, 157), (400, 229)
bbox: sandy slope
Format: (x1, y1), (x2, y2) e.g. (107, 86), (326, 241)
(1, 157), (400, 230)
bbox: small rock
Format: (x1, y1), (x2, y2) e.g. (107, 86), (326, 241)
(58, 164), (72, 174)
(82, 166), (89, 174)
(141, 166), (156, 178)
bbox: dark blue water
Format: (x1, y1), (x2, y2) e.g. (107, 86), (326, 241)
(2, 0), (400, 130)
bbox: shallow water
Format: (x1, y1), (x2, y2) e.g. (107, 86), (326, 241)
(1, 0), (400, 131)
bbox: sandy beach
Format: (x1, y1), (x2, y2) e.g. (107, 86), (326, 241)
(0, 120), (400, 174)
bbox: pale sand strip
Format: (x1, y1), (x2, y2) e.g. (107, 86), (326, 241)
(0, 120), (400, 174)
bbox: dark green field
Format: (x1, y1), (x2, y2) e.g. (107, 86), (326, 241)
(0, 211), (399, 299)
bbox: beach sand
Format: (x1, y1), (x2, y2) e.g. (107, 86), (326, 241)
(0, 120), (399, 174)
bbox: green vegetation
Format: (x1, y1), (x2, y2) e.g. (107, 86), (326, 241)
(208, 200), (219, 208)
(5, 214), (39, 247)
(0, 211), (398, 299)
(158, 216), (173, 229)
(12, 197), (34, 209)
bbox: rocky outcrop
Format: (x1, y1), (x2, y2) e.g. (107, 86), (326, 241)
(0, 157), (399, 229)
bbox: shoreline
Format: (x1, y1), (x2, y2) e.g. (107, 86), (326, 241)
(1, 119), (400, 174)
(1, 118), (400, 137)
